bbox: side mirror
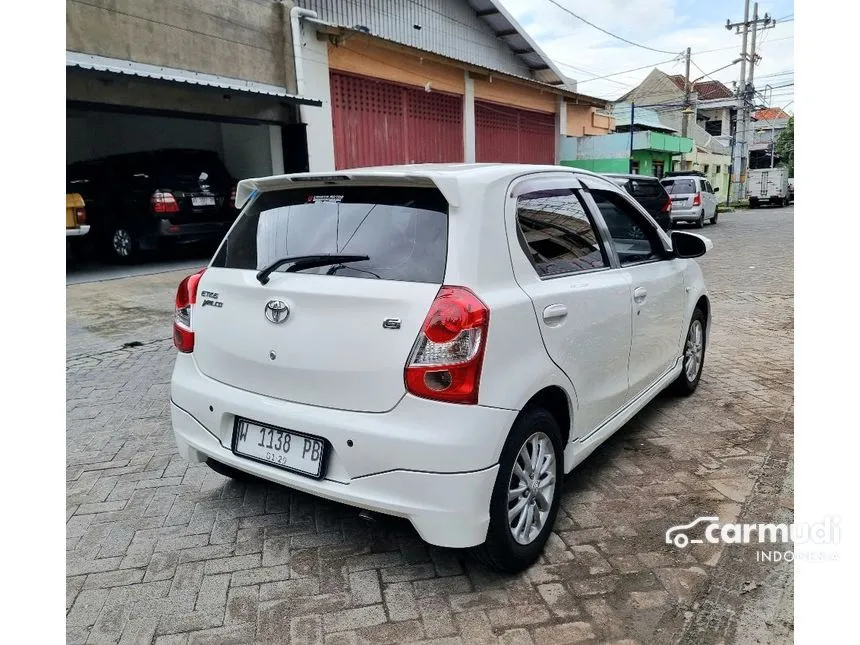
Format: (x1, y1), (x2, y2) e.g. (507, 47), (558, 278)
(671, 231), (710, 258)
(713, 186), (720, 193)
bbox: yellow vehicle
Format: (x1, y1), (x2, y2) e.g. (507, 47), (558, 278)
(66, 193), (89, 238)
(66, 193), (90, 238)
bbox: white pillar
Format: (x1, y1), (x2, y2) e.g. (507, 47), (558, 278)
(555, 97), (567, 165)
(464, 71), (476, 163)
(269, 125), (284, 175)
(298, 21), (336, 171)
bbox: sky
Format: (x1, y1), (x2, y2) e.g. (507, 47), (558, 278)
(498, 0), (794, 113)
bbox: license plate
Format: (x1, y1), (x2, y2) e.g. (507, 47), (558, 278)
(192, 195), (216, 207)
(232, 418), (326, 478)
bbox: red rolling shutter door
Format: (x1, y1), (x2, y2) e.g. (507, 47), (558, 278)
(330, 72), (463, 169)
(476, 101), (556, 164)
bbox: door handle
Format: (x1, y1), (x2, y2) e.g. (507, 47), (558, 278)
(633, 287), (648, 304)
(542, 304), (568, 322)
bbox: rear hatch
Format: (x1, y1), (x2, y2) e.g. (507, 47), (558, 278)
(193, 183), (449, 412)
(661, 178), (697, 209)
(627, 178), (668, 220)
(154, 150), (234, 222)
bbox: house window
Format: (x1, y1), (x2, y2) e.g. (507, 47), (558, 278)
(703, 164), (710, 174)
(716, 165), (721, 174)
(705, 120), (723, 136)
(631, 161), (640, 174)
(652, 161), (665, 178)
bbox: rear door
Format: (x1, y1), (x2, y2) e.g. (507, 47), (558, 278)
(194, 183), (449, 413)
(507, 176), (632, 436)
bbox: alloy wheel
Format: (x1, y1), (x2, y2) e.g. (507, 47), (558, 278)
(507, 431), (556, 545)
(684, 319), (704, 381)
(112, 229), (132, 257)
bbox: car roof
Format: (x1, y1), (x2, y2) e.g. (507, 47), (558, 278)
(236, 163), (624, 210)
(602, 173), (660, 181)
(661, 175), (704, 181)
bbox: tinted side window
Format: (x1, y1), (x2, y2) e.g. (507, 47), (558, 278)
(212, 186), (448, 283)
(515, 189), (608, 277)
(591, 190), (664, 266)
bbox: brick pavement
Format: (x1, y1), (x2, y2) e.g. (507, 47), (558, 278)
(66, 208), (794, 644)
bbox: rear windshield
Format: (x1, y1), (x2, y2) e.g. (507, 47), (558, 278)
(212, 185), (448, 283)
(661, 179), (697, 194)
(629, 180), (663, 198)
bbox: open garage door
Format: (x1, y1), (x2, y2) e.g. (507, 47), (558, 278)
(476, 101), (556, 165)
(331, 72), (464, 169)
(67, 105), (287, 181)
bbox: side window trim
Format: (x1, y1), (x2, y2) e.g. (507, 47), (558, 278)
(513, 184), (614, 280)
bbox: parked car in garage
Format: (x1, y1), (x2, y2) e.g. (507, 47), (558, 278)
(67, 149), (239, 262)
(169, 163), (712, 572)
(660, 172), (719, 227)
(602, 173), (672, 231)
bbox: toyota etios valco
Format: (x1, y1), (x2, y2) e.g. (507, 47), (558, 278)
(170, 163), (712, 572)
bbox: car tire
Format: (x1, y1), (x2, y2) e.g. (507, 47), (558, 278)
(206, 458), (262, 483)
(470, 407), (564, 573)
(104, 226), (139, 263)
(749, 199), (759, 209)
(696, 211), (705, 228)
(710, 211), (718, 225)
(669, 308), (707, 396)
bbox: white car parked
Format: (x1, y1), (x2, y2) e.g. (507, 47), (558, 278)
(170, 164), (711, 572)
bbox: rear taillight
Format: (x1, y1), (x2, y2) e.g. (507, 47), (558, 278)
(74, 207), (87, 225)
(661, 196), (672, 213)
(152, 191), (180, 214)
(692, 192), (702, 207)
(174, 269), (206, 353)
(230, 186), (237, 210)
(405, 286), (489, 405)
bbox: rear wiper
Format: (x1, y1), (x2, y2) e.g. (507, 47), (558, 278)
(256, 254), (370, 285)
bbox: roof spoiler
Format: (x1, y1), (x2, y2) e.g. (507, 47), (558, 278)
(236, 172), (462, 210)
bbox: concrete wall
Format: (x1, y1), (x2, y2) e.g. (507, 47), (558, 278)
(66, 0), (297, 91)
(561, 158), (628, 173)
(566, 104), (615, 136)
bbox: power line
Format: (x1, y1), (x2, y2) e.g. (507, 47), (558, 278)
(573, 56), (682, 85)
(695, 35), (793, 55)
(543, 0), (682, 55)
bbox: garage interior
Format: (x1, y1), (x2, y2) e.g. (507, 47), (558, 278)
(66, 66), (319, 184)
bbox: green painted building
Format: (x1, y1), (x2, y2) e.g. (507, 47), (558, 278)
(560, 105), (693, 178)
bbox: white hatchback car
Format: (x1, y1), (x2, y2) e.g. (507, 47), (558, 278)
(170, 164), (711, 572)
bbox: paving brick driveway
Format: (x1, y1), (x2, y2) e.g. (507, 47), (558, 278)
(67, 208), (794, 644)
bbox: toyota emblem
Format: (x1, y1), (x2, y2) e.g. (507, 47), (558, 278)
(264, 299), (290, 324)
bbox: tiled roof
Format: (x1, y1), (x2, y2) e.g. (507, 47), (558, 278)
(753, 108), (792, 121)
(667, 75), (734, 100)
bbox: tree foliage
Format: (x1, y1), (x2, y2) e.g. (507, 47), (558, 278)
(774, 116), (794, 176)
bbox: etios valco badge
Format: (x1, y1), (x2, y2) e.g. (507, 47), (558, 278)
(264, 299), (290, 324)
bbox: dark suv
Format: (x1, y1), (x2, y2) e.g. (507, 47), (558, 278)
(67, 149), (238, 262)
(602, 173), (672, 231)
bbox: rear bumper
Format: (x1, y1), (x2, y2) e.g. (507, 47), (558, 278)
(670, 207), (702, 222)
(170, 354), (515, 547)
(157, 219), (230, 240)
(65, 225), (90, 237)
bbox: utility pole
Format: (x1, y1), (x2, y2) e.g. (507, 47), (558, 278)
(681, 47), (692, 170)
(726, 1), (774, 202)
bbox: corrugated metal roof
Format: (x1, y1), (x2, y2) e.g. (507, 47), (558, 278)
(610, 104), (677, 133)
(297, 0), (575, 89)
(66, 52), (322, 106)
